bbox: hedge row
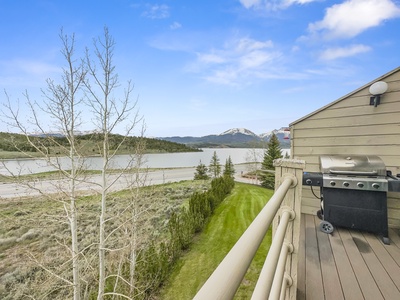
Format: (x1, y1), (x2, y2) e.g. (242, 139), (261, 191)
(131, 176), (235, 298)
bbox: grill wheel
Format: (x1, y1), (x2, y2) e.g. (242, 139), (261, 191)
(319, 220), (334, 234)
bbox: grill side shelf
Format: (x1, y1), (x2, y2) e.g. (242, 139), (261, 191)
(302, 172), (323, 186)
(388, 178), (400, 192)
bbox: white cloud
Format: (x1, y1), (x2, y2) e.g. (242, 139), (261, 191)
(197, 52), (226, 64)
(191, 37), (282, 85)
(239, 50), (275, 68)
(239, 0), (319, 10)
(1, 59), (60, 76)
(142, 4), (170, 19)
(284, 0), (319, 5)
(235, 38), (273, 52)
(319, 44), (371, 60)
(239, 0), (262, 9)
(0, 59), (61, 88)
(170, 22), (182, 30)
(309, 0), (400, 39)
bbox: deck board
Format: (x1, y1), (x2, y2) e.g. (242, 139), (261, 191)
(351, 230), (399, 299)
(339, 228), (383, 300)
(297, 213), (306, 300)
(314, 217), (344, 300)
(298, 214), (400, 300)
(304, 214), (324, 300)
(363, 232), (400, 290)
(328, 227), (363, 300)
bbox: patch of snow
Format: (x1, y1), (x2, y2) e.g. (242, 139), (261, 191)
(259, 127), (288, 138)
(220, 128), (258, 136)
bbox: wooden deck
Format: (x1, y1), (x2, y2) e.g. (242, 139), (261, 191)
(297, 214), (400, 300)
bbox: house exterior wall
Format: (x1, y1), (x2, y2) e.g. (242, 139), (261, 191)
(290, 68), (400, 228)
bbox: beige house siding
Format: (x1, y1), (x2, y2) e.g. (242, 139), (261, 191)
(290, 67), (400, 228)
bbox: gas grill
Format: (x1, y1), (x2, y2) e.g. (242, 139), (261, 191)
(303, 155), (400, 244)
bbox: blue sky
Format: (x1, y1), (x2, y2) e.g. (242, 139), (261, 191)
(1, 0), (400, 137)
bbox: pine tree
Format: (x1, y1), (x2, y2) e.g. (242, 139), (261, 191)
(223, 156), (235, 178)
(208, 151), (221, 178)
(261, 133), (282, 189)
(194, 160), (209, 180)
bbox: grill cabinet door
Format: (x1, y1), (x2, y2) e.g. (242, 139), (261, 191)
(323, 188), (388, 239)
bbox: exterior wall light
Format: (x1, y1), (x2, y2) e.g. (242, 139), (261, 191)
(369, 81), (388, 107)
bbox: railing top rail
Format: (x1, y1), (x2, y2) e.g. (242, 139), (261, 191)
(273, 158), (306, 169)
(193, 176), (295, 300)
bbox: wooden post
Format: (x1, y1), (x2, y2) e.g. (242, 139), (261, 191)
(273, 158), (305, 300)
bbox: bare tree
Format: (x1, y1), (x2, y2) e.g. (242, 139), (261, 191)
(2, 27), (147, 300)
(83, 27), (143, 299)
(245, 148), (262, 184)
(2, 30), (86, 300)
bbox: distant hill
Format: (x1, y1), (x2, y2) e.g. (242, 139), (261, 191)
(158, 127), (291, 149)
(0, 132), (199, 158)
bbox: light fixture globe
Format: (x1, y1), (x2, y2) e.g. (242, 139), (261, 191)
(369, 81), (388, 95)
(369, 81), (388, 107)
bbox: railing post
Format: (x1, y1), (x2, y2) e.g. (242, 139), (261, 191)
(272, 159), (305, 300)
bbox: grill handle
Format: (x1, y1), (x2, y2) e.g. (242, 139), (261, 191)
(329, 169), (378, 176)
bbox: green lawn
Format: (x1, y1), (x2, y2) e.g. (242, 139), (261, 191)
(159, 182), (274, 299)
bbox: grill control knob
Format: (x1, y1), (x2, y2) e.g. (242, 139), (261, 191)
(357, 182), (364, 188)
(372, 183), (380, 189)
(330, 181), (336, 186)
(306, 179), (312, 185)
(343, 182), (350, 187)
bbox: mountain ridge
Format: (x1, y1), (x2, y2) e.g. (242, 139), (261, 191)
(158, 127), (290, 148)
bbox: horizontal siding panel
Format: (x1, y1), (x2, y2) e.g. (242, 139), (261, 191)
(388, 198), (400, 209)
(293, 112), (400, 129)
(308, 101), (400, 120)
(293, 124), (400, 138)
(389, 218), (400, 229)
(294, 135), (400, 147)
(295, 145), (400, 156)
(331, 90), (400, 109)
(388, 207), (400, 220)
(292, 156), (319, 165)
(388, 193), (400, 200)
(387, 71), (400, 82)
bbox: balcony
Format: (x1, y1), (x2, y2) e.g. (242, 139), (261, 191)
(298, 213), (400, 300)
(194, 159), (400, 299)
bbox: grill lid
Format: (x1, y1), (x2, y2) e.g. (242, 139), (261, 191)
(319, 155), (386, 177)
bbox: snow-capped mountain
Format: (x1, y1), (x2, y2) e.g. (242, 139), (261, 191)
(259, 127), (289, 140)
(158, 127), (290, 148)
(220, 128), (258, 137)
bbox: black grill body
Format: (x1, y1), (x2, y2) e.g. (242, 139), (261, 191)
(323, 187), (388, 239)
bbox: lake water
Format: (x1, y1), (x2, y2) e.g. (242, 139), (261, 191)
(0, 148), (290, 175)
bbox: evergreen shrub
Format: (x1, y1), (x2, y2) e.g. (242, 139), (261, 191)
(131, 175), (235, 298)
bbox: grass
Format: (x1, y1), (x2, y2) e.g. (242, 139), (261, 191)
(158, 182), (274, 299)
(0, 180), (210, 299)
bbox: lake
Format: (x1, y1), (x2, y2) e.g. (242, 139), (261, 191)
(0, 148), (290, 175)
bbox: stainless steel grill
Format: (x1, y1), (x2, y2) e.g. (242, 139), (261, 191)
(304, 155), (394, 244)
(320, 155), (388, 192)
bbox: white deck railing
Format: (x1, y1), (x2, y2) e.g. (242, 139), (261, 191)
(194, 159), (305, 300)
